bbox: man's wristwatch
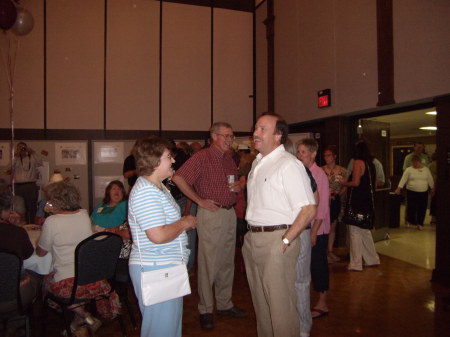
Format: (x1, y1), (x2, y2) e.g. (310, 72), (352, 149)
(282, 237), (290, 246)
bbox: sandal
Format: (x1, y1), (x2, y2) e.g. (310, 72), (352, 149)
(328, 252), (341, 262)
(85, 314), (102, 333)
(311, 308), (329, 319)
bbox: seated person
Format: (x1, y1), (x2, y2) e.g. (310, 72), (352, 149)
(36, 181), (121, 334)
(35, 173), (65, 226)
(0, 193), (39, 318)
(0, 179), (25, 226)
(91, 180), (131, 260)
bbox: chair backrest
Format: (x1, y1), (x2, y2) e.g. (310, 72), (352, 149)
(74, 232), (123, 286)
(0, 250), (22, 312)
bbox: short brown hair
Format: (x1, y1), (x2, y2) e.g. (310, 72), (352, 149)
(133, 137), (171, 176)
(411, 154), (421, 162)
(44, 181), (81, 211)
(260, 112), (289, 145)
(103, 180), (126, 204)
(323, 145), (337, 156)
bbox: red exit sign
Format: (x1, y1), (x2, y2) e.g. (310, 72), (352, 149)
(318, 89), (331, 108)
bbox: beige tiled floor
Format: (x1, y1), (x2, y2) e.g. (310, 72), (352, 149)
(375, 205), (436, 270)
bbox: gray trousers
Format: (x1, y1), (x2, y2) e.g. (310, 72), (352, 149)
(295, 229), (312, 337)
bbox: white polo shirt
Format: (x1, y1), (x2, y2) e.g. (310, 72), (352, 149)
(246, 145), (315, 226)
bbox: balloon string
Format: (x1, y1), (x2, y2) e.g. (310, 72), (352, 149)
(10, 36), (17, 196)
(10, 35), (19, 90)
(0, 31), (18, 195)
(0, 32), (13, 91)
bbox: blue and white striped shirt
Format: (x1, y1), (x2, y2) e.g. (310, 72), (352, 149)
(128, 177), (189, 265)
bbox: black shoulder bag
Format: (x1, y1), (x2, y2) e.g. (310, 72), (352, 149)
(342, 162), (375, 229)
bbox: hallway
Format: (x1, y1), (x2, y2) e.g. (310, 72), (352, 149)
(374, 204), (435, 270)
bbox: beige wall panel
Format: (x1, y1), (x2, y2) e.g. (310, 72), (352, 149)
(275, 0), (378, 124)
(255, 1), (268, 117)
(394, 0), (450, 103)
(0, 1), (44, 129)
(161, 3), (210, 131)
(106, 0), (160, 130)
(334, 1), (378, 113)
(213, 9), (253, 133)
(274, 0), (300, 124)
(46, 0), (104, 129)
(294, 0), (336, 123)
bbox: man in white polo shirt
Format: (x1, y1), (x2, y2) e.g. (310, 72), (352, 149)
(243, 113), (316, 337)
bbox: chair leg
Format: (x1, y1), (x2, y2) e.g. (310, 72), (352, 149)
(117, 314), (127, 337)
(119, 283), (137, 329)
(24, 316), (30, 337)
(61, 307), (73, 337)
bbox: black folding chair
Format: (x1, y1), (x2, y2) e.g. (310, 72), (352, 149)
(0, 250), (31, 337)
(113, 258), (138, 330)
(44, 232), (126, 337)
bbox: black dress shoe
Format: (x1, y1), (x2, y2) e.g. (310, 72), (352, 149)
(216, 306), (247, 318)
(199, 313), (214, 330)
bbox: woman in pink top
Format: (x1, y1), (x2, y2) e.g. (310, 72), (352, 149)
(297, 139), (330, 319)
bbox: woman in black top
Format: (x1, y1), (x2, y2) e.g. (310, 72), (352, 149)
(339, 140), (380, 271)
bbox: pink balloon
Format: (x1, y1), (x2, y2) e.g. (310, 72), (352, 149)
(0, 0), (17, 30)
(12, 7), (34, 36)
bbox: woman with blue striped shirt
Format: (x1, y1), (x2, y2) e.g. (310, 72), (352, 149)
(128, 137), (197, 337)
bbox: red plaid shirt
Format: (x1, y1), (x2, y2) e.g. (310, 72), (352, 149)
(174, 145), (237, 206)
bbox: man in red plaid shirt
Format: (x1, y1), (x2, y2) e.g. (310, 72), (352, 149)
(173, 122), (247, 330)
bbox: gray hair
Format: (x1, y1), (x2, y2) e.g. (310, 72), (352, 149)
(210, 122), (233, 134)
(297, 138), (319, 153)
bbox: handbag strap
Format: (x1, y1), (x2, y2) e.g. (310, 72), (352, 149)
(347, 161), (374, 212)
(132, 187), (184, 271)
(366, 161), (375, 214)
(133, 224), (184, 271)
(347, 185), (353, 206)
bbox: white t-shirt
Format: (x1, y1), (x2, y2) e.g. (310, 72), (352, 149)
(398, 166), (434, 193)
(38, 209), (93, 282)
(12, 151), (43, 183)
(246, 145), (315, 226)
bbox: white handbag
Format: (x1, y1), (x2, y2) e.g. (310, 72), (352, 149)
(135, 227), (191, 306)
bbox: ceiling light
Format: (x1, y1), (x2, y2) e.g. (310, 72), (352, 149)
(426, 111), (437, 115)
(419, 126), (437, 131)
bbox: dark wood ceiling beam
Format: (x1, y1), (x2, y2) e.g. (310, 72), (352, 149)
(160, 0), (254, 12)
(376, 0), (395, 106)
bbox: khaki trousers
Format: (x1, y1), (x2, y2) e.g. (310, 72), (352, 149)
(348, 225), (380, 271)
(197, 207), (236, 314)
(243, 230), (300, 337)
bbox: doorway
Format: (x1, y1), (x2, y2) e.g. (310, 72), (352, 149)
(360, 107), (437, 270)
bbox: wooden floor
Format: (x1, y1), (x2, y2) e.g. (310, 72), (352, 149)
(25, 248), (450, 337)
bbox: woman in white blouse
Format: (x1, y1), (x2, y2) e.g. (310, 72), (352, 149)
(395, 155), (435, 230)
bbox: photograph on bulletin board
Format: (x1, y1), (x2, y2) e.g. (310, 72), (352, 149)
(55, 142), (87, 165)
(93, 142), (124, 164)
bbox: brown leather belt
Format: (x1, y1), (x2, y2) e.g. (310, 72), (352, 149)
(218, 204), (234, 210)
(248, 224), (290, 232)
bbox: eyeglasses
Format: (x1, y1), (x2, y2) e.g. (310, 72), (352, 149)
(215, 133), (235, 140)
